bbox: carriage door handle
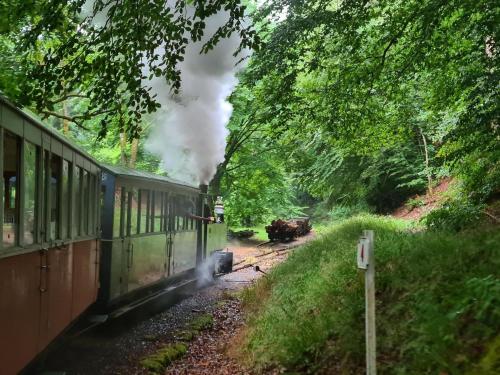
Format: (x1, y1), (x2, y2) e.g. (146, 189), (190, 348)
(39, 248), (49, 293)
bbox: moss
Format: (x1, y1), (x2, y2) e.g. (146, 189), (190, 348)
(171, 314), (214, 344)
(140, 343), (187, 374)
(140, 357), (164, 373)
(189, 314), (214, 331)
(177, 330), (196, 341)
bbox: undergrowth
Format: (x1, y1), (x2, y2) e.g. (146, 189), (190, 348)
(239, 215), (500, 374)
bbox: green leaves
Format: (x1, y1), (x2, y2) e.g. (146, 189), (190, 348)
(225, 0), (499, 215)
(4, 0), (260, 135)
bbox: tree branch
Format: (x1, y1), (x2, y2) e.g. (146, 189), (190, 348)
(40, 107), (117, 130)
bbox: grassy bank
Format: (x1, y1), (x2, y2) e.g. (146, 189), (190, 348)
(239, 215), (500, 374)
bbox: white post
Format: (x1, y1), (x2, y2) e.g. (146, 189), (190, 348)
(363, 230), (376, 375)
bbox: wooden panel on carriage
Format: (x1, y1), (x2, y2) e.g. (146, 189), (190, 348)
(0, 252), (41, 375)
(206, 223), (228, 254)
(72, 239), (100, 318)
(0, 97), (101, 374)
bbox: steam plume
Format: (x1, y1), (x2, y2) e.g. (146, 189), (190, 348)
(147, 10), (247, 185)
(81, 1), (246, 184)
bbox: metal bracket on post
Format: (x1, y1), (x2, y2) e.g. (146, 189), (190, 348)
(358, 230), (376, 375)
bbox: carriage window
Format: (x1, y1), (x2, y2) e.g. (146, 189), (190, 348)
(189, 200), (195, 230)
(181, 198), (190, 230)
(150, 192), (155, 232)
(113, 186), (122, 238)
(153, 192), (163, 232)
(182, 198), (188, 230)
(82, 170), (89, 235)
(50, 154), (61, 240)
(161, 193), (166, 231)
(122, 188), (128, 235)
(88, 174), (95, 235)
(176, 199), (184, 231)
(129, 188), (138, 234)
(139, 189), (149, 233)
(162, 193), (169, 231)
(3, 132), (19, 248)
(24, 142), (37, 245)
(61, 160), (70, 239)
(73, 167), (81, 237)
(184, 198), (193, 230)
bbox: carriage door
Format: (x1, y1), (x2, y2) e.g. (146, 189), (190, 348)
(119, 189), (133, 295)
(37, 138), (51, 349)
(165, 193), (174, 277)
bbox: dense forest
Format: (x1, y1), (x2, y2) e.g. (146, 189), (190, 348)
(0, 0), (498, 227)
(1, 1), (499, 374)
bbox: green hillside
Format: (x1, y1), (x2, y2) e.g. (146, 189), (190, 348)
(239, 216), (500, 374)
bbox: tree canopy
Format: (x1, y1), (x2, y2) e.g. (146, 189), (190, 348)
(1, 0), (498, 225)
(216, 0), (499, 223)
(1, 0), (260, 138)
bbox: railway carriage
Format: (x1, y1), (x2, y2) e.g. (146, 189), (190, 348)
(0, 97), (228, 374)
(0, 97), (101, 375)
(99, 165), (227, 309)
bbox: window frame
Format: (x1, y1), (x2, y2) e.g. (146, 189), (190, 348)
(1, 129), (21, 249)
(138, 189), (150, 234)
(21, 141), (39, 246)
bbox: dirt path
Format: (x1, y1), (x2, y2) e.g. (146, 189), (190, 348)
(38, 235), (315, 375)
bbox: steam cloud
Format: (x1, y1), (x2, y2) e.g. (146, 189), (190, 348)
(81, 1), (247, 185)
(195, 252), (217, 287)
(146, 10), (247, 185)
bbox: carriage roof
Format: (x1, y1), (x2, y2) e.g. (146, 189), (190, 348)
(102, 164), (199, 192)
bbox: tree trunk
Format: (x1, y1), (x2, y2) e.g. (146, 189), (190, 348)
(62, 101), (69, 136)
(120, 132), (128, 166)
(418, 127), (433, 194)
(129, 138), (139, 169)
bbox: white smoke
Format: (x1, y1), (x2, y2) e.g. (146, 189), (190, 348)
(146, 9), (248, 185)
(195, 253), (217, 287)
(80, 1), (247, 184)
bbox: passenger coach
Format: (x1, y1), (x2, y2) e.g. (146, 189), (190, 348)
(99, 165), (227, 309)
(0, 97), (101, 375)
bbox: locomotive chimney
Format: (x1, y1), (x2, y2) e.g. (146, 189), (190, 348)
(199, 184), (208, 194)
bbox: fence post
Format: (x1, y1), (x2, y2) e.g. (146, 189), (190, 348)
(363, 230), (376, 375)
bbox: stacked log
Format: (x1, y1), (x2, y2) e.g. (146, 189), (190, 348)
(295, 218), (312, 236)
(266, 218), (312, 241)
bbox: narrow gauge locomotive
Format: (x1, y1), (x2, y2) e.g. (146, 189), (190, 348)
(0, 97), (227, 375)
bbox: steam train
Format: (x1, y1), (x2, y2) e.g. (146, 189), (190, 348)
(0, 96), (227, 375)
